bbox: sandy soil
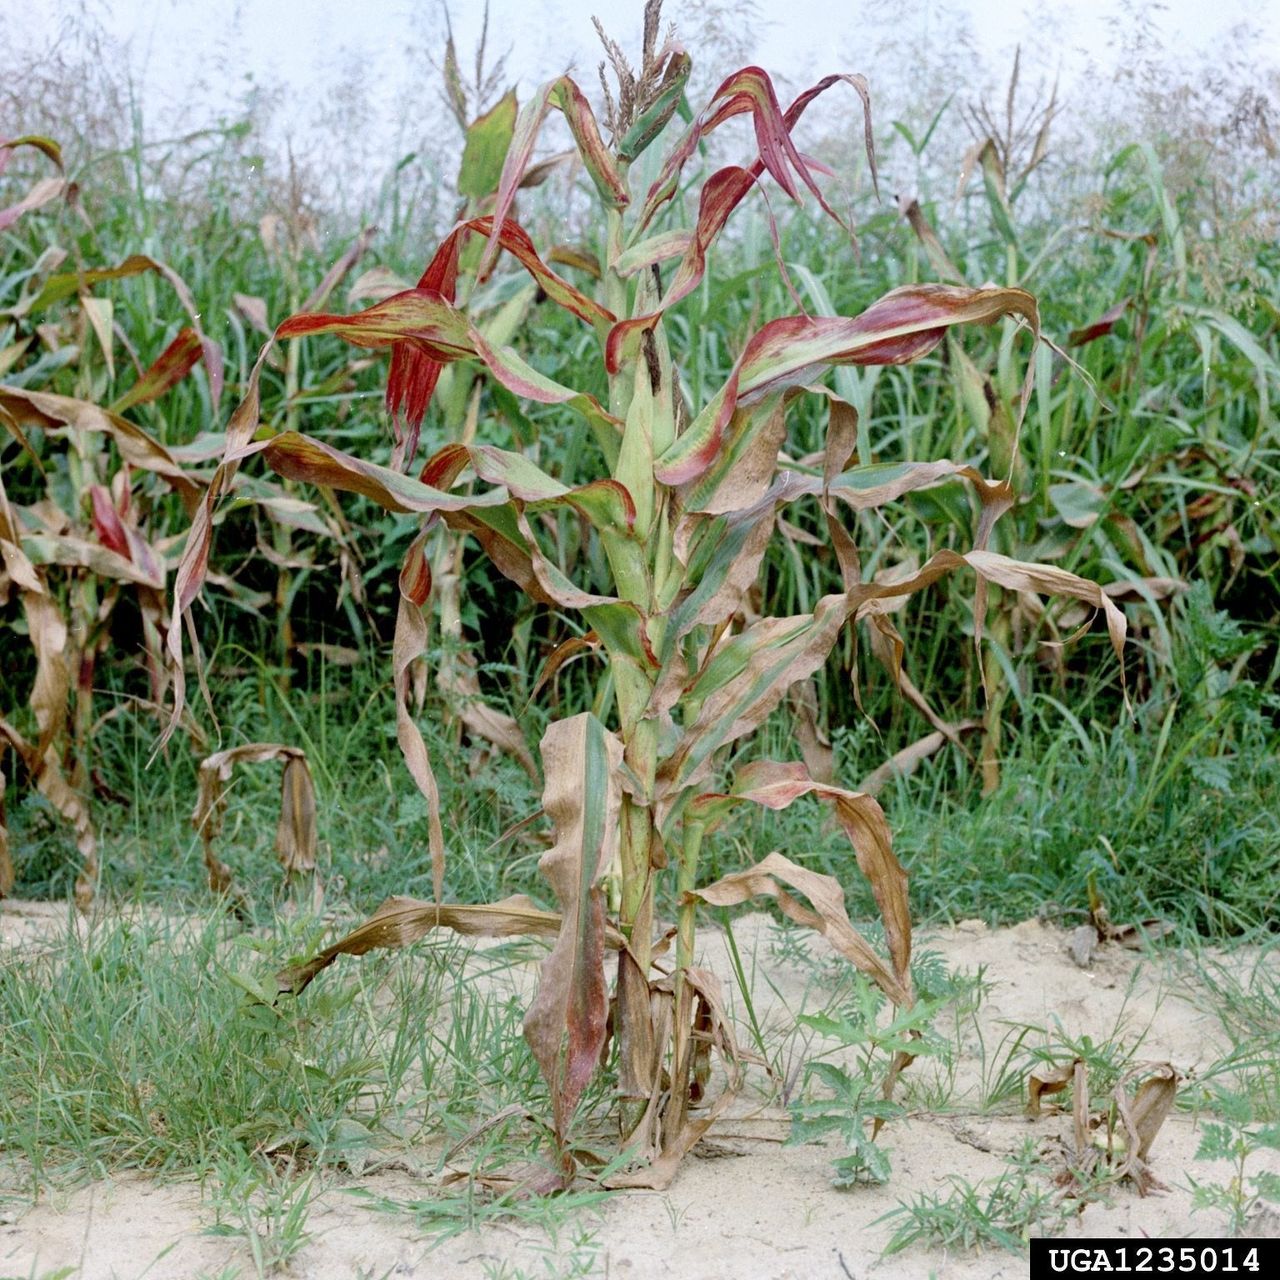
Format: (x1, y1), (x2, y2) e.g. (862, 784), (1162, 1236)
(3, 901), (1277, 1280)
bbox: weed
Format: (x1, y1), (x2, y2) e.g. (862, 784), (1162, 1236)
(788, 972), (949, 1186)
(876, 1140), (1086, 1254)
(1187, 1089), (1280, 1235)
(204, 1156), (315, 1277)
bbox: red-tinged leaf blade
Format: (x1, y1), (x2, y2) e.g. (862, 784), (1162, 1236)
(523, 713), (624, 1143)
(479, 80), (557, 280)
(25, 254), (223, 404)
(656, 284), (1038, 486)
(479, 74), (627, 280)
(466, 327), (620, 448)
(276, 288), (473, 355)
(460, 216), (614, 327)
(21, 529), (162, 590)
(607, 166), (757, 373)
(1069, 298), (1129, 346)
(551, 78), (630, 210)
(262, 431), (507, 515)
(641, 69), (874, 232)
(89, 485), (129, 558)
(109, 327), (203, 413)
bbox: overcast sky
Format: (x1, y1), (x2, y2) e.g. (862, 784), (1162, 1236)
(15, 0), (1279, 120)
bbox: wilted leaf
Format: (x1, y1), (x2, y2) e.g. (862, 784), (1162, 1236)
(276, 755), (317, 875)
(277, 894), (603, 996)
(1027, 1058), (1080, 1118)
(192, 743), (315, 896)
(857, 723), (981, 794)
(639, 67), (873, 233)
(1120, 1063), (1178, 1163)
(523, 713), (624, 1144)
(606, 967), (745, 1191)
(393, 530), (446, 901)
(690, 847), (913, 1011)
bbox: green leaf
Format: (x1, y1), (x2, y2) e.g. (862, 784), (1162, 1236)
(458, 90), (517, 200)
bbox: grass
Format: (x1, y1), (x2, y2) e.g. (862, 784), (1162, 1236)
(4, 840), (1279, 1271)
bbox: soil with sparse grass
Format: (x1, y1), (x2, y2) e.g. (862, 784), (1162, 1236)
(4, 904), (1278, 1280)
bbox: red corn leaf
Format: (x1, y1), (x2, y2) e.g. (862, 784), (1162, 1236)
(1069, 298), (1129, 346)
(276, 287), (472, 355)
(656, 284), (1038, 486)
(479, 75), (626, 281)
(262, 430), (507, 515)
(639, 69), (874, 232)
(297, 215), (613, 454)
(26, 254), (223, 405)
(89, 485), (129, 558)
(109, 327), (203, 413)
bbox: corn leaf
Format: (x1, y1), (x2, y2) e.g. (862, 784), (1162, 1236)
(524, 713), (624, 1145)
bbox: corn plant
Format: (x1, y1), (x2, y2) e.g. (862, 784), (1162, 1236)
(161, 3), (1126, 1188)
(0, 138), (362, 903)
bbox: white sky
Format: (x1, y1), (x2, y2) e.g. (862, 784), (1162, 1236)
(9, 0), (1279, 197)
(14, 0), (1278, 114)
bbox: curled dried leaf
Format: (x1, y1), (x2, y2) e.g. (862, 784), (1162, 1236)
(192, 743), (316, 898)
(1027, 1058), (1081, 1118)
(276, 894), (622, 997)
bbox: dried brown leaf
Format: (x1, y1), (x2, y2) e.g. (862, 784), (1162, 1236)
(690, 847), (913, 1010)
(277, 894), (598, 996)
(523, 713), (623, 1143)
(192, 743), (315, 896)
(1027, 1058), (1081, 1118)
